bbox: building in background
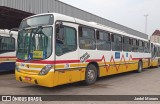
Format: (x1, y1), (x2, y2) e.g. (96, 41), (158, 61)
(150, 30), (160, 43)
(0, 0), (148, 39)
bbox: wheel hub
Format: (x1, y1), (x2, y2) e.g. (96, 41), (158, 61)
(88, 70), (95, 81)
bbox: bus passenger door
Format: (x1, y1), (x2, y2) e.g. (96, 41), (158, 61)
(55, 22), (80, 85)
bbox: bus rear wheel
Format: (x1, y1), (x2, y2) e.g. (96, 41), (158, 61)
(84, 64), (97, 85)
(137, 61), (143, 73)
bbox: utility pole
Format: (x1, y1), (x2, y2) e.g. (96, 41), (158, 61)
(144, 14), (148, 35)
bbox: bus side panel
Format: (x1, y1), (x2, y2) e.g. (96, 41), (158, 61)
(142, 59), (150, 68)
(132, 52), (151, 69)
(128, 60), (138, 71)
(0, 62), (15, 72)
(151, 59), (159, 66)
(99, 61), (138, 77)
(57, 69), (82, 85)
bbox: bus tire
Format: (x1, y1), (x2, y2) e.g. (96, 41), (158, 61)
(84, 64), (97, 85)
(137, 61), (143, 73)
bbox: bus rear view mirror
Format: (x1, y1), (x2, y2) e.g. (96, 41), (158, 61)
(9, 28), (18, 38)
(56, 22), (64, 44)
(56, 21), (63, 29)
(56, 22), (64, 35)
(9, 28), (18, 33)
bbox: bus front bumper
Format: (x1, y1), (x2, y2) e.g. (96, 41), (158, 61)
(15, 70), (56, 87)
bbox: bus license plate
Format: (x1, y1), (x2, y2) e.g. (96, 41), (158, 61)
(25, 77), (31, 81)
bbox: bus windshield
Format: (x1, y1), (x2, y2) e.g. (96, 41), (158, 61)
(0, 36), (15, 53)
(17, 26), (52, 60)
(19, 14), (54, 29)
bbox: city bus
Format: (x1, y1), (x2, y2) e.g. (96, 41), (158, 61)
(15, 13), (151, 87)
(151, 42), (160, 66)
(0, 29), (17, 72)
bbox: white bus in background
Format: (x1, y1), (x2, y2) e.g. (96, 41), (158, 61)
(0, 29), (17, 72)
(15, 13), (152, 87)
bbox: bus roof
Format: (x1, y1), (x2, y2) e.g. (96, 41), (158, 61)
(22, 13), (149, 41)
(151, 42), (160, 46)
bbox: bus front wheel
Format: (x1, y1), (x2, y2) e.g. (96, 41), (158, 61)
(84, 64), (97, 85)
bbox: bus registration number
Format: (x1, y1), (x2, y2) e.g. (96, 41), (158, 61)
(25, 76), (31, 81)
(33, 51), (43, 59)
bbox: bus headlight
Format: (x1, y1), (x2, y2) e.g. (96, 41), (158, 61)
(16, 65), (20, 72)
(39, 65), (53, 75)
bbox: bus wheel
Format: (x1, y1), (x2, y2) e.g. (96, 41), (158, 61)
(137, 61), (143, 73)
(85, 64), (97, 85)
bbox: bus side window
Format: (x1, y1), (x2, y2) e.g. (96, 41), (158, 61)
(79, 26), (96, 50)
(138, 40), (144, 52)
(56, 26), (77, 56)
(111, 34), (114, 42)
(111, 34), (122, 51)
(147, 43), (150, 52)
(123, 36), (131, 52)
(144, 42), (149, 53)
(96, 30), (111, 50)
(0, 36), (15, 53)
(132, 39), (138, 52)
(158, 47), (160, 57)
(129, 38), (132, 45)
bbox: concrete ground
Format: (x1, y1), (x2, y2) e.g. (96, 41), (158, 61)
(0, 67), (160, 104)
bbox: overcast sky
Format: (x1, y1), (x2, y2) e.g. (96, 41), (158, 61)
(59, 0), (160, 36)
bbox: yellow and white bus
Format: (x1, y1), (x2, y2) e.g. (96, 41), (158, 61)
(15, 13), (151, 87)
(151, 42), (160, 66)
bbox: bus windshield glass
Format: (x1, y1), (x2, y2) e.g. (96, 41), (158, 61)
(17, 26), (52, 60)
(0, 36), (15, 53)
(19, 14), (54, 29)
